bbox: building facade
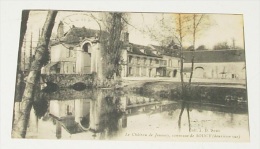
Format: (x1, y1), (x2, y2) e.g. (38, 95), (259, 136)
(43, 22), (180, 79)
(120, 38), (180, 78)
(41, 22), (103, 79)
(183, 50), (246, 80)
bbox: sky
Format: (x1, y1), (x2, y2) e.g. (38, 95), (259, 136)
(23, 10), (245, 54)
(128, 13), (244, 49)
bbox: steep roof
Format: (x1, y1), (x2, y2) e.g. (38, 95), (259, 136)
(124, 43), (162, 58)
(148, 44), (180, 58)
(183, 50), (246, 63)
(51, 26), (108, 46)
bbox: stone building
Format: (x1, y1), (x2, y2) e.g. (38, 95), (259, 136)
(183, 50), (246, 80)
(41, 22), (103, 79)
(120, 34), (180, 78)
(42, 21), (180, 79)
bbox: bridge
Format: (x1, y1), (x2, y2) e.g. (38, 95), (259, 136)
(41, 74), (95, 88)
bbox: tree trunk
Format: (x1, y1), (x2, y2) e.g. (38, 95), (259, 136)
(178, 14), (185, 101)
(104, 13), (123, 79)
(189, 14), (196, 85)
(13, 11), (57, 138)
(14, 10), (30, 102)
(178, 101), (186, 130)
(13, 10), (30, 129)
(189, 14), (205, 85)
(186, 103), (191, 132)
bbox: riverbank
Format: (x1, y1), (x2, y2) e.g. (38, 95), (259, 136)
(122, 80), (247, 106)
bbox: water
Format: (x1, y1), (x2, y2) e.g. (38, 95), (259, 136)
(12, 88), (249, 141)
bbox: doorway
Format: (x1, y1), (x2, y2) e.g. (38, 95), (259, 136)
(173, 69), (177, 77)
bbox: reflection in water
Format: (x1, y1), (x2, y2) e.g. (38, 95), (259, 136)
(12, 88), (249, 141)
(56, 120), (62, 139)
(46, 89), (126, 139)
(178, 102), (191, 132)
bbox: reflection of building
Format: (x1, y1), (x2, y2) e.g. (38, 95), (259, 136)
(183, 50), (246, 79)
(42, 22), (103, 79)
(49, 99), (91, 134)
(48, 89), (180, 138)
(49, 89), (124, 138)
(120, 94), (178, 116)
(120, 33), (180, 77)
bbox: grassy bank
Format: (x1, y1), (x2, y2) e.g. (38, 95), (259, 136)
(123, 80), (247, 107)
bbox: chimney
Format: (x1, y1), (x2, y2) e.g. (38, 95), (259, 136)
(57, 21), (64, 39)
(123, 32), (129, 43)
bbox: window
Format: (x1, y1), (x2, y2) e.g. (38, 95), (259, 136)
(129, 56), (133, 63)
(137, 57), (140, 64)
(128, 67), (132, 75)
(164, 60), (167, 65)
(70, 49), (75, 58)
(66, 49), (70, 57)
(150, 59), (153, 65)
(73, 64), (76, 73)
(66, 105), (72, 115)
(169, 59), (172, 67)
(136, 67), (140, 76)
(156, 59), (159, 64)
(160, 60), (163, 65)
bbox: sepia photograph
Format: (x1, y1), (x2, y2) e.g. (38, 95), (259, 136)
(9, 10), (250, 142)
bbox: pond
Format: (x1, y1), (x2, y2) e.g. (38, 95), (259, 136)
(12, 88), (249, 141)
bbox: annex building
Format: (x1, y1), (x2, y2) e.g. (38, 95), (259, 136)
(183, 50), (246, 80)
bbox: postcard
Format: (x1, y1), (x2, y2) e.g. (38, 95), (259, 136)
(9, 9), (251, 142)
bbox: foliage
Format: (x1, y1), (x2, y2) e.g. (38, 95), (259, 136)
(101, 12), (127, 79)
(196, 45), (207, 50)
(213, 41), (230, 50)
(186, 45), (194, 51)
(33, 95), (49, 119)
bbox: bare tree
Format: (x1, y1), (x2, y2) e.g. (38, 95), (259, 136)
(188, 14), (208, 84)
(177, 14), (209, 132)
(173, 14), (193, 99)
(13, 10), (57, 138)
(144, 13), (193, 97)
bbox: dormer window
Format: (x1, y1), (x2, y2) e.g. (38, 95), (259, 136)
(140, 49), (145, 53)
(127, 47), (132, 52)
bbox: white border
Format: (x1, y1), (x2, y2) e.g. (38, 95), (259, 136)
(1, 1), (259, 149)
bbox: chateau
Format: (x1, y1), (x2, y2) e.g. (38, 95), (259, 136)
(42, 22), (181, 79)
